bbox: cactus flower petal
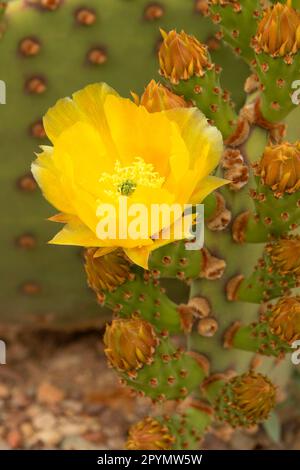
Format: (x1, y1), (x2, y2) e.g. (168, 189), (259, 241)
(32, 82), (225, 268)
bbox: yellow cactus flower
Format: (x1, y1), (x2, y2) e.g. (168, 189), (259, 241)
(32, 83), (225, 268)
(255, 1), (300, 57)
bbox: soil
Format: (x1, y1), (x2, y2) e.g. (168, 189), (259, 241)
(0, 329), (299, 450)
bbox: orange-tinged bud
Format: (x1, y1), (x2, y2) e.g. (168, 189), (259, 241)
(103, 318), (159, 375)
(268, 235), (300, 276)
(84, 248), (131, 293)
(255, 2), (300, 57)
(126, 417), (175, 450)
(135, 80), (188, 113)
(256, 142), (300, 195)
(159, 29), (210, 84)
(230, 372), (276, 423)
(216, 372), (276, 427)
(269, 296), (300, 345)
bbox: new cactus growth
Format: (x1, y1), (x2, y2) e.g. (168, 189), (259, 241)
(158, 29), (238, 139)
(28, 0), (300, 450)
(253, 0), (300, 122)
(208, 0), (262, 64)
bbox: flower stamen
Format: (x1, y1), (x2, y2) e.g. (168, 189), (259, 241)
(99, 158), (165, 198)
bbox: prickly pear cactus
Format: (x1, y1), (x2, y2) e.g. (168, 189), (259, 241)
(27, 0), (300, 450)
(0, 0), (250, 327)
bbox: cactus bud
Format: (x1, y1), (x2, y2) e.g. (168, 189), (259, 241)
(256, 142), (300, 195)
(157, 29), (238, 139)
(159, 30), (210, 84)
(255, 2), (300, 57)
(215, 372), (276, 427)
(103, 318), (159, 374)
(134, 80), (188, 112)
(84, 248), (131, 294)
(126, 417), (175, 450)
(269, 296), (300, 345)
(268, 235), (300, 276)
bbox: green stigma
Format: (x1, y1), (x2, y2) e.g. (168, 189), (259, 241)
(118, 179), (137, 196)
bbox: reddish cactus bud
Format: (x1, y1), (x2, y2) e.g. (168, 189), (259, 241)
(103, 318), (159, 374)
(256, 142), (300, 195)
(84, 248), (131, 293)
(159, 30), (210, 84)
(126, 417), (175, 450)
(255, 2), (300, 57)
(133, 80), (188, 113)
(268, 236), (300, 276)
(269, 296), (300, 345)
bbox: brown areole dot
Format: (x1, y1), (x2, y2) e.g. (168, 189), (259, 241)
(76, 7), (96, 25)
(25, 76), (47, 94)
(20, 281), (42, 296)
(17, 174), (37, 192)
(15, 233), (37, 250)
(30, 120), (46, 138)
(194, 0), (209, 15)
(19, 37), (41, 57)
(87, 47), (107, 65)
(144, 3), (164, 21)
(206, 37), (220, 51)
(40, 0), (62, 11)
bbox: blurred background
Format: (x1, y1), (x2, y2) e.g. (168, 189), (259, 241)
(0, 0), (299, 450)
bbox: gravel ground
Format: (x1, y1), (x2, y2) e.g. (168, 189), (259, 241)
(0, 329), (299, 450)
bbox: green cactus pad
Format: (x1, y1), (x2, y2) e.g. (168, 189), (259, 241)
(208, 0), (262, 64)
(170, 65), (238, 139)
(255, 52), (300, 123)
(0, 0), (249, 326)
(121, 335), (207, 401)
(160, 406), (212, 449)
(102, 267), (183, 335)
